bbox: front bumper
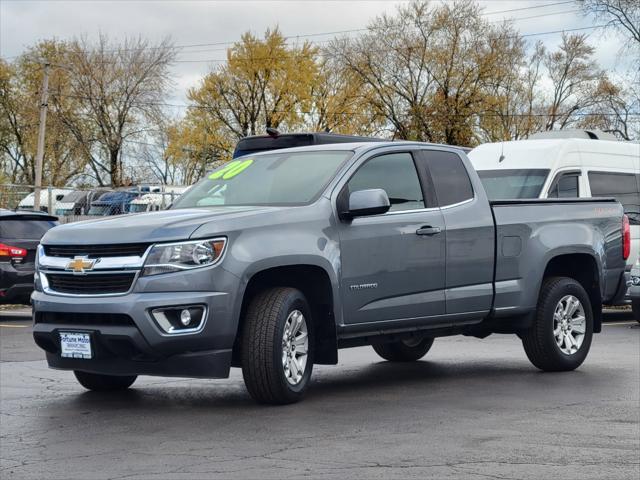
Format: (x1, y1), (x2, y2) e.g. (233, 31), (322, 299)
(32, 289), (236, 379)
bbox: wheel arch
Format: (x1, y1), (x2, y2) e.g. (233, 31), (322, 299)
(541, 252), (602, 333)
(232, 263), (338, 366)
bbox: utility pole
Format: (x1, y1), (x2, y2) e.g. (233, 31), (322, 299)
(33, 61), (50, 212)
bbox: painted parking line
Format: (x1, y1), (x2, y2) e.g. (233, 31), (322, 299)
(0, 324), (30, 328)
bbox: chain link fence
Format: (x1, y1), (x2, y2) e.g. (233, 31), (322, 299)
(0, 184), (187, 223)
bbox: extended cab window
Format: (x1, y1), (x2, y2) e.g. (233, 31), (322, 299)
(588, 171), (640, 225)
(427, 151), (473, 206)
(347, 152), (424, 212)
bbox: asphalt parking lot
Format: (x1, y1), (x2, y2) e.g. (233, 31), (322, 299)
(1, 316), (638, 480)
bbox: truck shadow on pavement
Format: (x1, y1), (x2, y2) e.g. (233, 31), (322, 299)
(56, 358), (609, 414)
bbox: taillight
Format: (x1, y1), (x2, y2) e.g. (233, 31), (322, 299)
(0, 243), (27, 260)
(622, 214), (630, 260)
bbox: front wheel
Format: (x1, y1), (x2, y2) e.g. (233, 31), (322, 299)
(372, 337), (434, 362)
(241, 287), (314, 405)
(632, 300), (640, 323)
(522, 277), (593, 372)
(74, 371), (137, 391)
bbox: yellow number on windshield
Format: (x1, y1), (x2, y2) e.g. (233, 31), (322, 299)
(208, 159), (254, 180)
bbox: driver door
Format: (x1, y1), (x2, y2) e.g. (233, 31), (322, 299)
(337, 150), (446, 327)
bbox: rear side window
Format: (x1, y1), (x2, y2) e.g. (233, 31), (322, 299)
(588, 172), (640, 225)
(548, 173), (579, 198)
(0, 220), (57, 239)
(347, 152), (425, 212)
(426, 151), (474, 206)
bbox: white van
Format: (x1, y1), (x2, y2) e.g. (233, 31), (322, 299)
(128, 187), (188, 213)
(18, 188), (74, 214)
(468, 137), (640, 280)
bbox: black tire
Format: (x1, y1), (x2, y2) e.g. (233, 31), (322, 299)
(372, 337), (434, 362)
(74, 371), (137, 391)
(522, 277), (593, 372)
(241, 287), (314, 405)
(632, 300), (640, 323)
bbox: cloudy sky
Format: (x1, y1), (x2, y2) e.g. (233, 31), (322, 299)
(0, 0), (629, 117)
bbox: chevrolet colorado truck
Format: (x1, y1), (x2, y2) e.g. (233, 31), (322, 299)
(32, 142), (630, 404)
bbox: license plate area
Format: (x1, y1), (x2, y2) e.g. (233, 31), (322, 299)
(59, 332), (93, 359)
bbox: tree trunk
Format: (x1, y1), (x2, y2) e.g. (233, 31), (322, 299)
(109, 148), (121, 187)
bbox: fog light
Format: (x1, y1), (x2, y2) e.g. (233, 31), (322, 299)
(150, 305), (206, 334)
(180, 309), (192, 326)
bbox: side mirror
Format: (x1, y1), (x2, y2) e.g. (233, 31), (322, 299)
(344, 189), (391, 218)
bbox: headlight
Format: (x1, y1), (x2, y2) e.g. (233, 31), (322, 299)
(142, 238), (226, 276)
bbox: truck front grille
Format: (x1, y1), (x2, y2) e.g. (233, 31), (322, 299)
(46, 272), (136, 295)
(43, 243), (150, 258)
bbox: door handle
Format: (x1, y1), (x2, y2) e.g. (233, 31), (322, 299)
(416, 226), (441, 236)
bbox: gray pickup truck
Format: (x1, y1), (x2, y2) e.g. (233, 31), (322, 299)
(32, 142), (630, 404)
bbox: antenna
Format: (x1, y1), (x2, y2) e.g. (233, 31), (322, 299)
(498, 142), (505, 163)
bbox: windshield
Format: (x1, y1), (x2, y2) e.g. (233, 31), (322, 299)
(477, 169), (550, 200)
(129, 204), (150, 213)
(173, 150), (353, 208)
(60, 191), (85, 202)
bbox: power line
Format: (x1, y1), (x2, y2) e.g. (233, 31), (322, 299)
(174, 8), (584, 57)
(46, 24), (605, 67)
(483, 0), (574, 16)
(0, 1), (583, 62)
(48, 92), (640, 118)
(169, 25), (610, 64)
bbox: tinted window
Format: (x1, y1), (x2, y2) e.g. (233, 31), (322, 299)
(427, 152), (473, 206)
(233, 135), (314, 158)
(60, 191), (86, 202)
(477, 169), (549, 200)
(589, 172), (640, 225)
(548, 174), (579, 198)
(0, 220), (57, 239)
(347, 153), (424, 212)
(174, 151), (353, 208)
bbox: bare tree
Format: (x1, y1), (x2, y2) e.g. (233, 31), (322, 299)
(134, 122), (177, 185)
(330, 0), (526, 146)
(577, 0), (640, 44)
(65, 35), (175, 186)
(479, 42), (546, 142)
(579, 75), (640, 140)
(544, 34), (604, 131)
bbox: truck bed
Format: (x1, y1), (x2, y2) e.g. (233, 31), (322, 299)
(490, 197), (625, 319)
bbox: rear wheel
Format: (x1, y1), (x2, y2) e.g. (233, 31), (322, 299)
(74, 371), (137, 391)
(241, 287), (314, 404)
(522, 277), (593, 372)
(372, 337), (434, 362)
(632, 300), (640, 323)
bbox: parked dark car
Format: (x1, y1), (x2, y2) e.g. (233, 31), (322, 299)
(87, 191), (141, 216)
(0, 209), (57, 304)
(55, 189), (108, 216)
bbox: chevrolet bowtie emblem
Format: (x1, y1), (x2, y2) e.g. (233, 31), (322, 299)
(66, 256), (96, 273)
